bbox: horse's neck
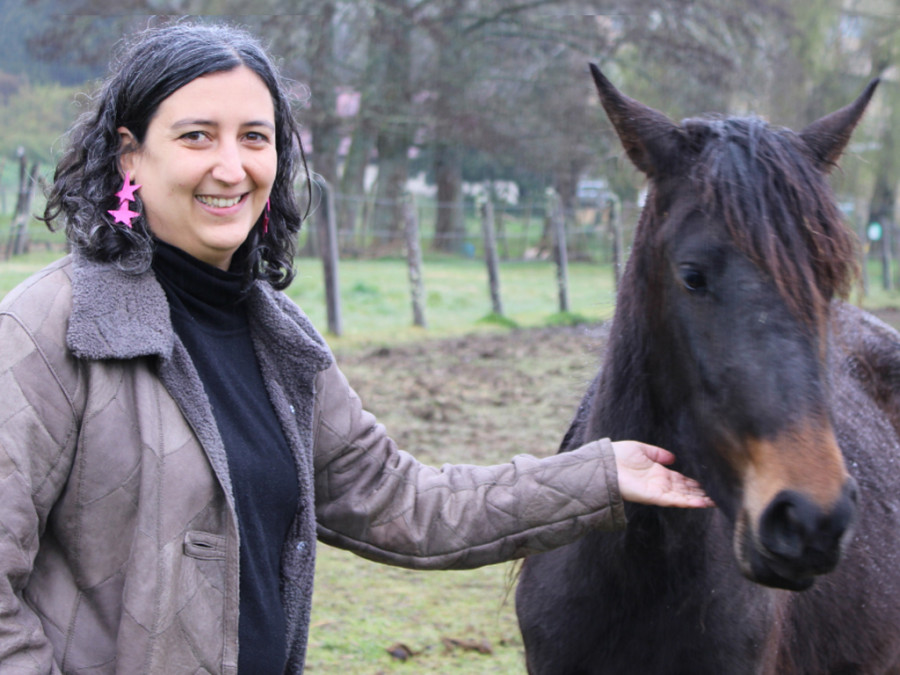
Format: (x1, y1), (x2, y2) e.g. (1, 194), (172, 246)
(582, 498), (718, 588)
(586, 304), (710, 504)
(590, 312), (680, 445)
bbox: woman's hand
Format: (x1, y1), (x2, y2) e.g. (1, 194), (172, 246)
(611, 441), (714, 508)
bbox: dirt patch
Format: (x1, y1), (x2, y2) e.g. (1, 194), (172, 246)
(334, 324), (608, 466)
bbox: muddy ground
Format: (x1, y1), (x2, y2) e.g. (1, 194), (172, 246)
(335, 308), (900, 468)
(333, 322), (610, 468)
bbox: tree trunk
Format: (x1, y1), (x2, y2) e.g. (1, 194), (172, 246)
(870, 171), (895, 292)
(337, 120), (375, 254)
(372, 138), (410, 247)
(427, 12), (471, 254)
(301, 1), (339, 258)
(369, 5), (412, 248)
(433, 142), (464, 252)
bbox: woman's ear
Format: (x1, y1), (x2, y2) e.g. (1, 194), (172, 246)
(117, 126), (138, 175)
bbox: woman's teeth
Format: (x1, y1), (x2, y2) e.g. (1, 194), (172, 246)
(197, 195), (242, 208)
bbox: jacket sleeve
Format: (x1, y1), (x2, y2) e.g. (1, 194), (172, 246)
(0, 309), (77, 673)
(312, 362), (627, 570)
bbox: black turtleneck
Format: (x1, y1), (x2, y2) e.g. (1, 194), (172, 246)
(152, 241), (297, 673)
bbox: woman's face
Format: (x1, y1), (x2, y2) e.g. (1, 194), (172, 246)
(120, 66), (277, 270)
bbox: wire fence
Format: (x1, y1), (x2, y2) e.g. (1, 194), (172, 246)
(306, 183), (633, 335)
(300, 188), (635, 265)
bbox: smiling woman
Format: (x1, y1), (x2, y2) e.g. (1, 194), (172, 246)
(41, 21), (304, 288)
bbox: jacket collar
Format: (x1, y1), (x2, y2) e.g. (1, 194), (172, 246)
(66, 254), (333, 374)
(68, 255), (174, 360)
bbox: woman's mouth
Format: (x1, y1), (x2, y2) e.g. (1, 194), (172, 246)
(195, 194), (245, 208)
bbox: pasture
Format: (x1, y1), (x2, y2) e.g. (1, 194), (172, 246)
(0, 247), (620, 344)
(1, 250), (899, 673)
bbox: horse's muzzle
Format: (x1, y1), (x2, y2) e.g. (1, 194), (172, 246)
(740, 478), (858, 590)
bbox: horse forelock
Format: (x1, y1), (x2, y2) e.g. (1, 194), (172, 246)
(679, 115), (858, 327)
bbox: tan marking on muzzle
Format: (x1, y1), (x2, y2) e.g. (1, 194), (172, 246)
(741, 419), (849, 524)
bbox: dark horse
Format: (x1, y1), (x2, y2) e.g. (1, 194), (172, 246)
(516, 66), (900, 674)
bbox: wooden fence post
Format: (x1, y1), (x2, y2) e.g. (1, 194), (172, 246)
(318, 180), (342, 336)
(403, 194), (427, 328)
(6, 152), (36, 259)
(549, 191), (569, 313)
(480, 199), (503, 316)
(496, 206), (509, 261)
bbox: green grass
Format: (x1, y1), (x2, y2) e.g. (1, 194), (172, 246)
(309, 546), (524, 673)
(288, 255), (617, 348)
(855, 260), (900, 310)
(5, 249), (900, 342)
(0, 248), (619, 352)
(0, 248), (67, 296)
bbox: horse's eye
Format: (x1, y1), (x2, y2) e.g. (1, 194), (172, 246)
(679, 265), (708, 293)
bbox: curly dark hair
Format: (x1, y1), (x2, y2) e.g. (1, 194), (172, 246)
(42, 21), (310, 289)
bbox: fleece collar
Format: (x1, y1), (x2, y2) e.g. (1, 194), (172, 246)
(68, 256), (174, 360)
(67, 255), (333, 375)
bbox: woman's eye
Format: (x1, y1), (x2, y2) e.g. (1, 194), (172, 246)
(179, 131), (208, 143)
(679, 265), (708, 293)
(245, 131), (270, 143)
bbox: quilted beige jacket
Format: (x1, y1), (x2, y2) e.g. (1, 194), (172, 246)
(0, 254), (626, 674)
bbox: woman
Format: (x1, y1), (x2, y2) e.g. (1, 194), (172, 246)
(0, 22), (711, 674)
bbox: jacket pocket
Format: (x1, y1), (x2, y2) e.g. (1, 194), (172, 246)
(183, 531), (227, 561)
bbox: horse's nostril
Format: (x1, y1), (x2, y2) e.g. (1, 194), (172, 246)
(760, 492), (812, 559)
(758, 487), (856, 568)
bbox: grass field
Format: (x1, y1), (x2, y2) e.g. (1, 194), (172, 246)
(0, 247), (620, 345)
(309, 545), (524, 673)
(288, 254), (618, 346)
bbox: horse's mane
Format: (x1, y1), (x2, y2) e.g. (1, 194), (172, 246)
(682, 116), (859, 326)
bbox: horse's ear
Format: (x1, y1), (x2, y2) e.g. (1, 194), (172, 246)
(799, 79), (879, 171)
(589, 63), (683, 178)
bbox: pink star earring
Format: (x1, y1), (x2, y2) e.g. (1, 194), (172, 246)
(107, 171), (141, 228)
(262, 199), (271, 235)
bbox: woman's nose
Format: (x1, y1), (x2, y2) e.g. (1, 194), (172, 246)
(210, 141), (247, 184)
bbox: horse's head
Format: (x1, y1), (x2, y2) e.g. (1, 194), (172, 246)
(590, 65), (878, 591)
